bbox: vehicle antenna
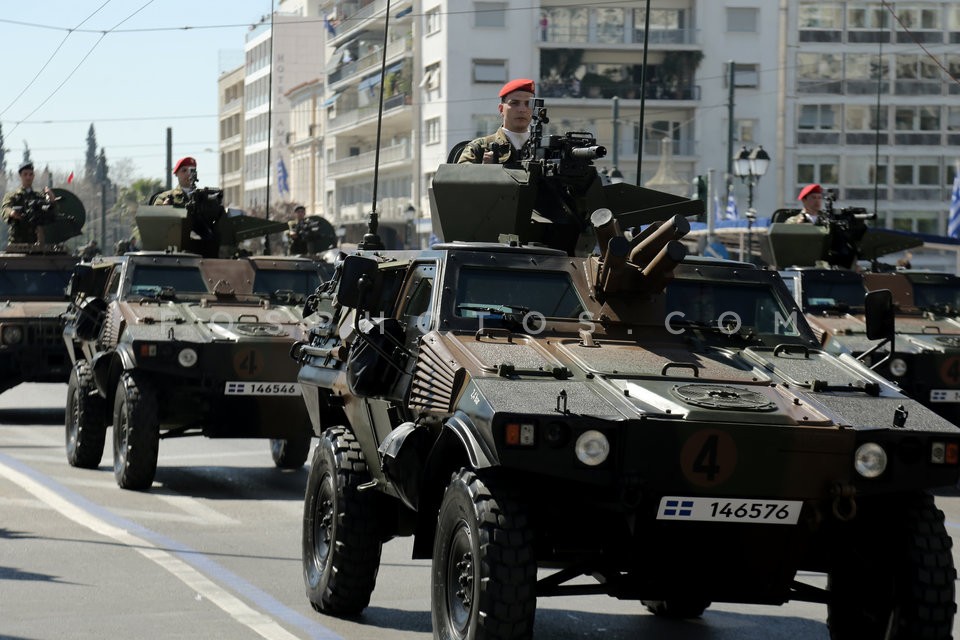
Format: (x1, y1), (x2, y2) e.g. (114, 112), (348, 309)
(359, 0), (391, 250)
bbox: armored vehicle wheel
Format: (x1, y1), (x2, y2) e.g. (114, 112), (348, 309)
(270, 435), (312, 469)
(303, 426), (382, 615)
(432, 469), (536, 640)
(827, 492), (955, 640)
(112, 372), (160, 491)
(65, 361), (106, 469)
(641, 599), (710, 619)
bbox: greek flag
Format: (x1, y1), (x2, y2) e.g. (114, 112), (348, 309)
(725, 193), (739, 220)
(277, 157), (290, 196)
(949, 171), (960, 239)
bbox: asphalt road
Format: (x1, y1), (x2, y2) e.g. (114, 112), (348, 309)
(2, 382), (960, 640)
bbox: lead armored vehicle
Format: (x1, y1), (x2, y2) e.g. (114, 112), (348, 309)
(62, 194), (323, 490)
(0, 189), (84, 394)
(294, 125), (959, 640)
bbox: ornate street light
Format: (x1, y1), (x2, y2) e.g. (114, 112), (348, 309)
(732, 145), (771, 263)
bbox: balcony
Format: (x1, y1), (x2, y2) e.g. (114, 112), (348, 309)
(539, 27), (699, 47)
(641, 139), (696, 156)
(327, 141), (411, 177)
(540, 80), (699, 101)
(328, 34), (410, 88)
(327, 92), (411, 134)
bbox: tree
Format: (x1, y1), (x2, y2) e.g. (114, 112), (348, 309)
(84, 124), (97, 182)
(0, 123), (7, 174)
(95, 147), (109, 186)
(22, 141), (31, 166)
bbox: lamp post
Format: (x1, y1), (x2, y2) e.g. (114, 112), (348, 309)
(732, 145), (770, 263)
(404, 204), (416, 249)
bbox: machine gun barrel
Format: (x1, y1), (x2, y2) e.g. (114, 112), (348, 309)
(570, 146), (606, 160)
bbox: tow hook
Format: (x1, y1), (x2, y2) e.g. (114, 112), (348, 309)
(830, 483), (857, 521)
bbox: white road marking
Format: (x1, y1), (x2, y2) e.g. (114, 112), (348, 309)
(0, 458), (301, 640)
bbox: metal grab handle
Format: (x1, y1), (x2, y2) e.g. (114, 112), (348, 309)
(773, 343), (810, 358)
(660, 362), (699, 377)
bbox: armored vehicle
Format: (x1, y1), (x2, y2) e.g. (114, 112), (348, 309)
(0, 188), (84, 394)
(293, 127), (959, 639)
(62, 197), (323, 490)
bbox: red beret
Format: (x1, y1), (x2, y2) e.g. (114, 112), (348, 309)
(499, 78), (535, 98)
(797, 183), (822, 201)
(173, 157), (197, 173)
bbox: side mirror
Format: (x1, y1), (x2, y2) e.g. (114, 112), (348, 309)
(335, 255), (380, 309)
(864, 289), (894, 341)
(66, 264), (94, 299)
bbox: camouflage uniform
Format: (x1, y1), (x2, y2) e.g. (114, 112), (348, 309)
(457, 128), (524, 165)
(151, 186), (190, 207)
(785, 211), (820, 224)
(1, 187), (55, 243)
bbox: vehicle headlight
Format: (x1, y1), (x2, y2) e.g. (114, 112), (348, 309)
(1, 324), (23, 345)
(575, 430), (610, 466)
(888, 358), (907, 377)
(854, 442), (887, 478)
(177, 348), (198, 368)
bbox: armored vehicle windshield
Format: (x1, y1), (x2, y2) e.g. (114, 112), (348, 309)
(454, 267), (585, 320)
(0, 266), (73, 299)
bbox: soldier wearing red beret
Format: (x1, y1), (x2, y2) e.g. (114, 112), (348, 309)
(786, 183), (823, 224)
(152, 156), (198, 207)
(458, 78), (536, 164)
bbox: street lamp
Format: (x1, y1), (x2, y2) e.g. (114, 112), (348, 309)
(732, 145), (771, 263)
(404, 204), (416, 249)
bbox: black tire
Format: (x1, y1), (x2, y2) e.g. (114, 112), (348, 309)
(303, 426), (383, 616)
(65, 361), (107, 469)
(827, 492), (956, 640)
(112, 371), (160, 491)
(642, 599), (710, 619)
(432, 469), (536, 640)
(270, 435), (312, 469)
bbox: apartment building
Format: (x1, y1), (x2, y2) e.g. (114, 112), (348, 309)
(220, 1), (960, 248)
(217, 65), (245, 208)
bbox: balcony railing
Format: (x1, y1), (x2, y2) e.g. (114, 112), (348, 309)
(327, 141), (411, 177)
(539, 27), (698, 46)
(328, 92), (410, 133)
(540, 81), (699, 101)
(328, 35), (409, 86)
(334, 0), (388, 43)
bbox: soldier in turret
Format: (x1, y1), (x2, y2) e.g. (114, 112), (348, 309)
(786, 184), (823, 224)
(1, 161), (57, 245)
(458, 78), (535, 165)
(152, 156), (197, 206)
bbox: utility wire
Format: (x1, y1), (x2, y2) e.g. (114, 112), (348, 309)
(0, 1), (113, 119)
(6, 0), (158, 139)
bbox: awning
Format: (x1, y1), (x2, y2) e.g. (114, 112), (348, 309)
(358, 74), (381, 92)
(323, 92), (341, 107)
(386, 62), (403, 75)
(325, 48), (344, 72)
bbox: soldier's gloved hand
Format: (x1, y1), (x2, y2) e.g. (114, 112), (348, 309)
(482, 150), (494, 164)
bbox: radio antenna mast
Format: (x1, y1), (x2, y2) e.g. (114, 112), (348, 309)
(359, 0), (391, 250)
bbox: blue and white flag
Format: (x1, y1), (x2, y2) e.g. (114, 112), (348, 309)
(277, 157), (290, 196)
(725, 192), (739, 220)
(324, 15), (337, 37)
(949, 171), (960, 239)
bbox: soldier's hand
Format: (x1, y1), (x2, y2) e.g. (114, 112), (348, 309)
(482, 150), (494, 164)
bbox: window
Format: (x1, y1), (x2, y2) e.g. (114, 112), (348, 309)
(422, 61), (441, 94)
(474, 2), (506, 28)
(845, 53), (887, 80)
(797, 156), (839, 184)
(848, 5), (889, 29)
(846, 156), (887, 185)
(544, 7), (588, 43)
(799, 105), (838, 130)
(595, 8), (625, 43)
(896, 54), (939, 80)
(797, 53), (842, 93)
(473, 115), (500, 138)
(473, 59), (508, 83)
(948, 107), (960, 131)
(846, 105), (887, 131)
(727, 8), (758, 32)
(455, 268), (584, 320)
(798, 4), (842, 28)
(425, 7), (441, 35)
(732, 63), (759, 88)
(896, 6), (940, 30)
(425, 117), (441, 145)
(895, 106), (940, 131)
(894, 159), (940, 185)
(736, 119), (756, 144)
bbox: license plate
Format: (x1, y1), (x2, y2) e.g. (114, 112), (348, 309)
(930, 390), (960, 403)
(656, 496), (801, 525)
(224, 382), (301, 396)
